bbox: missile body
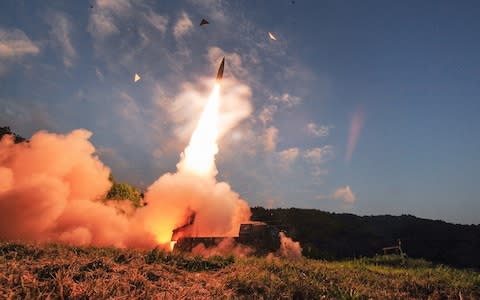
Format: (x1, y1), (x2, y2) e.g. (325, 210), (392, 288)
(216, 57), (225, 82)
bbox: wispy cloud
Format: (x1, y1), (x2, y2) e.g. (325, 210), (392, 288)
(188, 0), (227, 23)
(303, 145), (334, 164)
(277, 147), (299, 169)
(307, 123), (332, 137)
(316, 186), (356, 204)
(258, 104), (277, 126)
(117, 92), (140, 120)
(0, 27), (39, 74)
(145, 10), (168, 34)
(46, 11), (76, 68)
(262, 126), (278, 153)
(333, 186), (356, 203)
(269, 93), (301, 107)
(95, 67), (104, 81)
(173, 12), (193, 40)
(303, 145), (334, 177)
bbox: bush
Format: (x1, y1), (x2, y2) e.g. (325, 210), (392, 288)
(106, 181), (143, 207)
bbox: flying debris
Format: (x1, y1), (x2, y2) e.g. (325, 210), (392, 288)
(216, 57), (225, 82)
(268, 32), (277, 41)
(200, 18), (209, 26)
(134, 73), (141, 82)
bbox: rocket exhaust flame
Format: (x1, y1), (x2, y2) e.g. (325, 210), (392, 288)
(177, 84), (221, 176)
(177, 58), (225, 176)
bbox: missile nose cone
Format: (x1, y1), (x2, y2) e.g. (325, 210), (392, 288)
(216, 57), (225, 82)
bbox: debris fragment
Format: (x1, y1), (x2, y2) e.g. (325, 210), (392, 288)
(134, 73), (141, 82)
(268, 32), (277, 41)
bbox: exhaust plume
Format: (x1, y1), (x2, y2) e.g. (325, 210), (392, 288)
(346, 109), (365, 163)
(140, 82), (251, 247)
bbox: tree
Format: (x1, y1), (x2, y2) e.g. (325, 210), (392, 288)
(106, 175), (143, 208)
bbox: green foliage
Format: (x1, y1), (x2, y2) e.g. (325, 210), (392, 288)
(106, 180), (143, 208)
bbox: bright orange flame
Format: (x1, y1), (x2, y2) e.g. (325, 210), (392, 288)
(178, 83), (221, 176)
(170, 240), (177, 251)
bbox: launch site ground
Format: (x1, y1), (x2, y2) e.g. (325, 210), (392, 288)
(1, 241), (478, 299)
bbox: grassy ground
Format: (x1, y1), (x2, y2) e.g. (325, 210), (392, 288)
(0, 241), (478, 299)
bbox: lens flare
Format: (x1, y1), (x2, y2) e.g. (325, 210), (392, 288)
(178, 83), (221, 176)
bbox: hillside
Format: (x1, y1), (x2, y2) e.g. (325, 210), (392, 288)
(0, 241), (479, 299)
(251, 207), (480, 269)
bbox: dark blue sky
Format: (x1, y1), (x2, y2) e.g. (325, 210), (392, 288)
(1, 0), (479, 224)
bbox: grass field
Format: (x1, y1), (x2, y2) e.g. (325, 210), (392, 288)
(0, 241), (478, 299)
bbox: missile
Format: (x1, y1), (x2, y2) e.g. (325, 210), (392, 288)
(216, 57), (225, 82)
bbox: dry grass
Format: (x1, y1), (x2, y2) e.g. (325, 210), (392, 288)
(0, 241), (478, 299)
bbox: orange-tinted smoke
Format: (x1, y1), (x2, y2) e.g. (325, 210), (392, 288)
(191, 238), (254, 257)
(346, 109), (365, 163)
(0, 130), (157, 248)
(278, 232), (302, 260)
(139, 157), (251, 245)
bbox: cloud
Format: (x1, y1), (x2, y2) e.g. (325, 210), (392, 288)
(173, 12), (193, 40)
(145, 10), (168, 34)
(46, 12), (76, 68)
(188, 0), (227, 23)
(0, 28), (39, 58)
(88, 0), (134, 40)
(333, 186), (356, 203)
(97, 0), (132, 12)
(258, 105), (277, 126)
(262, 126), (278, 153)
(307, 123), (332, 137)
(277, 147), (299, 169)
(0, 27), (39, 74)
(117, 92), (140, 120)
(269, 93), (301, 107)
(311, 167), (328, 177)
(303, 145), (334, 164)
(95, 67), (104, 81)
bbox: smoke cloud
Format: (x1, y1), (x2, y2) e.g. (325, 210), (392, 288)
(191, 238), (254, 257)
(267, 232), (303, 260)
(278, 232), (302, 260)
(138, 171), (251, 247)
(0, 129), (157, 248)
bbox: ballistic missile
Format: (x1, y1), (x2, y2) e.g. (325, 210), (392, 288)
(216, 57), (225, 82)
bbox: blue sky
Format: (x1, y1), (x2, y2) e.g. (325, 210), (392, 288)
(1, 0), (479, 224)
